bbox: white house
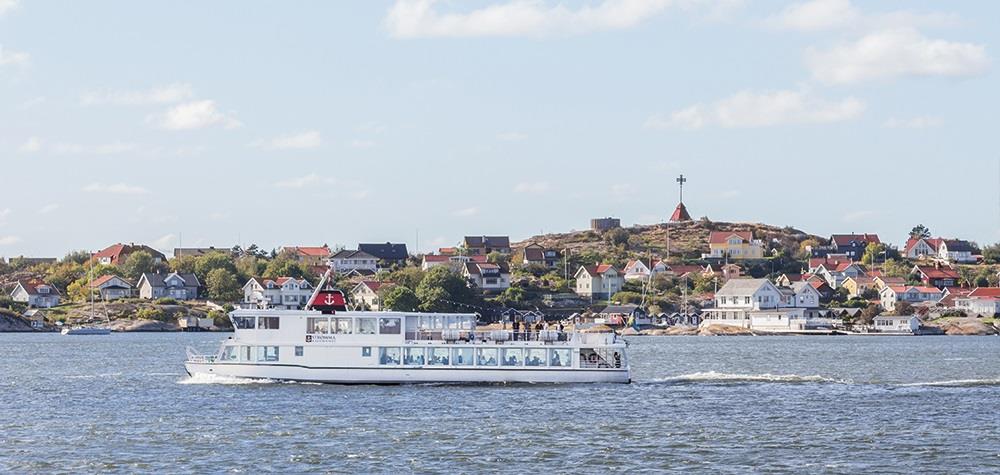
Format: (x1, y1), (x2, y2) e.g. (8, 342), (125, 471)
(574, 264), (623, 300)
(904, 238), (937, 259)
(953, 287), (1000, 317)
(815, 261), (866, 289)
(10, 280), (61, 308)
(702, 279), (825, 330)
(879, 285), (945, 312)
(421, 254), (487, 272)
(937, 239), (977, 264)
(623, 259), (670, 281)
(89, 275), (134, 300)
(350, 281), (394, 311)
(873, 315), (920, 333)
(137, 273), (200, 300)
(242, 277), (314, 310)
(463, 262), (511, 292)
(330, 249), (379, 275)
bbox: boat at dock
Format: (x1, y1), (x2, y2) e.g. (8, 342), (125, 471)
(185, 265), (630, 384)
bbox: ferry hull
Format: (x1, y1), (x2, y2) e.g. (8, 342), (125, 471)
(185, 362), (631, 384)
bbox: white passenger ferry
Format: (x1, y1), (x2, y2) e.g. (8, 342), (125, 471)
(185, 269), (630, 384)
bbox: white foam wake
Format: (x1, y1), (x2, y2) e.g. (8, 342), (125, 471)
(648, 371), (849, 385)
(177, 373), (278, 385)
(898, 378), (1000, 388)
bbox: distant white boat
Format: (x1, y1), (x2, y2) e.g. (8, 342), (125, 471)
(61, 326), (112, 335)
(61, 250), (113, 336)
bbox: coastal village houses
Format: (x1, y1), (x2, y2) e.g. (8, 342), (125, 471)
(574, 264), (623, 300)
(93, 243), (166, 266)
(421, 254), (487, 272)
(700, 279), (825, 331)
(829, 233), (881, 260)
(873, 314), (921, 333)
(953, 287), (1000, 317)
(282, 245), (332, 273)
(89, 275), (134, 300)
(463, 236), (511, 256)
(704, 231), (765, 259)
(879, 285), (945, 312)
(911, 265), (960, 289)
(10, 279), (61, 308)
(330, 249), (378, 275)
(243, 277), (313, 310)
(137, 272), (201, 300)
(904, 238), (978, 263)
(358, 243), (409, 268)
(463, 262), (511, 292)
(350, 281), (394, 311)
(623, 258), (670, 281)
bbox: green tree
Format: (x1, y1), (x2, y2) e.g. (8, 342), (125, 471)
(45, 262), (85, 292)
(61, 250), (92, 265)
(497, 286), (526, 306)
(858, 303), (881, 325)
(486, 251), (510, 266)
(121, 251), (158, 281)
(416, 266), (474, 312)
(194, 252), (238, 281)
(263, 258), (310, 281)
(382, 286), (420, 311)
(170, 255), (198, 274)
(205, 268), (241, 302)
(910, 224), (931, 239)
(861, 242), (887, 265)
(610, 291), (643, 304)
(895, 301), (915, 316)
(982, 243), (1000, 264)
(386, 266), (425, 291)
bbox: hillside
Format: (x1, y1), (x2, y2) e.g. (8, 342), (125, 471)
(513, 219), (824, 262)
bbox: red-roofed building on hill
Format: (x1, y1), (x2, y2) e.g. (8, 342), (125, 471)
(92, 243), (166, 266)
(904, 237), (939, 259)
(574, 264), (623, 300)
(282, 245), (332, 267)
(911, 265), (960, 289)
(954, 287), (1000, 316)
(880, 285), (945, 312)
(10, 279), (61, 308)
(705, 231), (765, 259)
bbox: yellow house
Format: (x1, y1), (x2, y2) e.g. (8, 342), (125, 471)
(705, 231), (765, 259)
(842, 276), (877, 297)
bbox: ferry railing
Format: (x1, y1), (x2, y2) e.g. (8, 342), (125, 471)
(407, 329), (572, 344)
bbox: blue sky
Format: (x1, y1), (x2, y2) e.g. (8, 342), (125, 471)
(1, 0), (997, 257)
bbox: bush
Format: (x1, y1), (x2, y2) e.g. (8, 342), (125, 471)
(155, 297), (179, 305)
(135, 307), (167, 321)
(208, 309), (232, 329)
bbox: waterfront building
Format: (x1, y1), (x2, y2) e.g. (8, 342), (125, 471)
(10, 279), (61, 308)
(89, 275), (134, 300)
(574, 264), (623, 300)
(701, 278), (825, 330)
(242, 277), (313, 310)
(873, 315), (920, 333)
(953, 287), (1000, 317)
(879, 285), (945, 312)
(137, 272), (201, 300)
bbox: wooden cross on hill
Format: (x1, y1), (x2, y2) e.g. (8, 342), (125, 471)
(676, 174), (687, 203)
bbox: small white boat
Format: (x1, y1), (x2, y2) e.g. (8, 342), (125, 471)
(61, 326), (112, 335)
(185, 265), (630, 384)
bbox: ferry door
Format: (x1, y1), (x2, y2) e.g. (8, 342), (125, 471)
(405, 316), (419, 340)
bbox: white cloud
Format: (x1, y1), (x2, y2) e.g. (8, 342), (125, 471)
(0, 0), (18, 16)
(806, 28), (990, 84)
(82, 182), (149, 195)
(645, 89), (864, 129)
(883, 116), (943, 129)
(453, 207), (479, 217)
(0, 235), (21, 246)
(767, 0), (959, 32)
(155, 100), (242, 130)
(385, 0), (711, 38)
(81, 83), (194, 106)
(513, 181), (550, 194)
(257, 130), (323, 150)
(842, 210), (877, 222)
(497, 132), (528, 141)
(39, 204), (59, 214)
(0, 45), (29, 66)
(18, 136), (41, 153)
(273, 173), (330, 189)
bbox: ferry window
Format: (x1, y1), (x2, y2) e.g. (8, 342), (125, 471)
(418, 316), (432, 330)
(221, 346), (238, 361)
(525, 348), (547, 367)
(241, 346), (252, 362)
(379, 318), (401, 335)
(257, 346), (279, 362)
(357, 318), (377, 335)
(333, 318), (353, 334)
(550, 349), (571, 367)
(452, 347), (473, 366)
(477, 348), (498, 366)
(502, 348), (523, 366)
(259, 317), (280, 330)
(428, 347), (449, 365)
(433, 316), (444, 329)
(361, 347), (372, 357)
(307, 317), (330, 334)
(379, 347), (401, 365)
(404, 347), (425, 365)
(232, 316), (256, 329)
(295, 346), (304, 357)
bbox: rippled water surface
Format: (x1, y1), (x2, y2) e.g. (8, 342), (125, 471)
(2, 333), (1000, 473)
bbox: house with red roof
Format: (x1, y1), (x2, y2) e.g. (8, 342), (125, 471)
(911, 265), (960, 289)
(421, 254), (487, 271)
(349, 281), (396, 311)
(704, 231), (765, 259)
(281, 245), (332, 268)
(92, 243), (166, 266)
(879, 285), (945, 312)
(574, 264), (623, 300)
(10, 279), (61, 308)
(903, 237), (939, 259)
(242, 276), (314, 310)
(814, 260), (866, 289)
(829, 233), (880, 260)
(954, 288), (1000, 317)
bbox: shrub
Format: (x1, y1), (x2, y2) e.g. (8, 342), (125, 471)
(155, 297), (179, 305)
(136, 307), (167, 321)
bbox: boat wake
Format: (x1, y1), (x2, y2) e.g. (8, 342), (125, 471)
(897, 379), (1000, 388)
(644, 371), (850, 385)
(178, 373), (279, 385)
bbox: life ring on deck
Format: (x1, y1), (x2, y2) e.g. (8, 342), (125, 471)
(587, 353), (599, 364)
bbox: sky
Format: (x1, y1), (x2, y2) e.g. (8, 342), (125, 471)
(1, 0), (998, 258)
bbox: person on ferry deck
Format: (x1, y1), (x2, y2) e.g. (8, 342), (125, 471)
(534, 322), (543, 339)
(512, 320), (520, 341)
